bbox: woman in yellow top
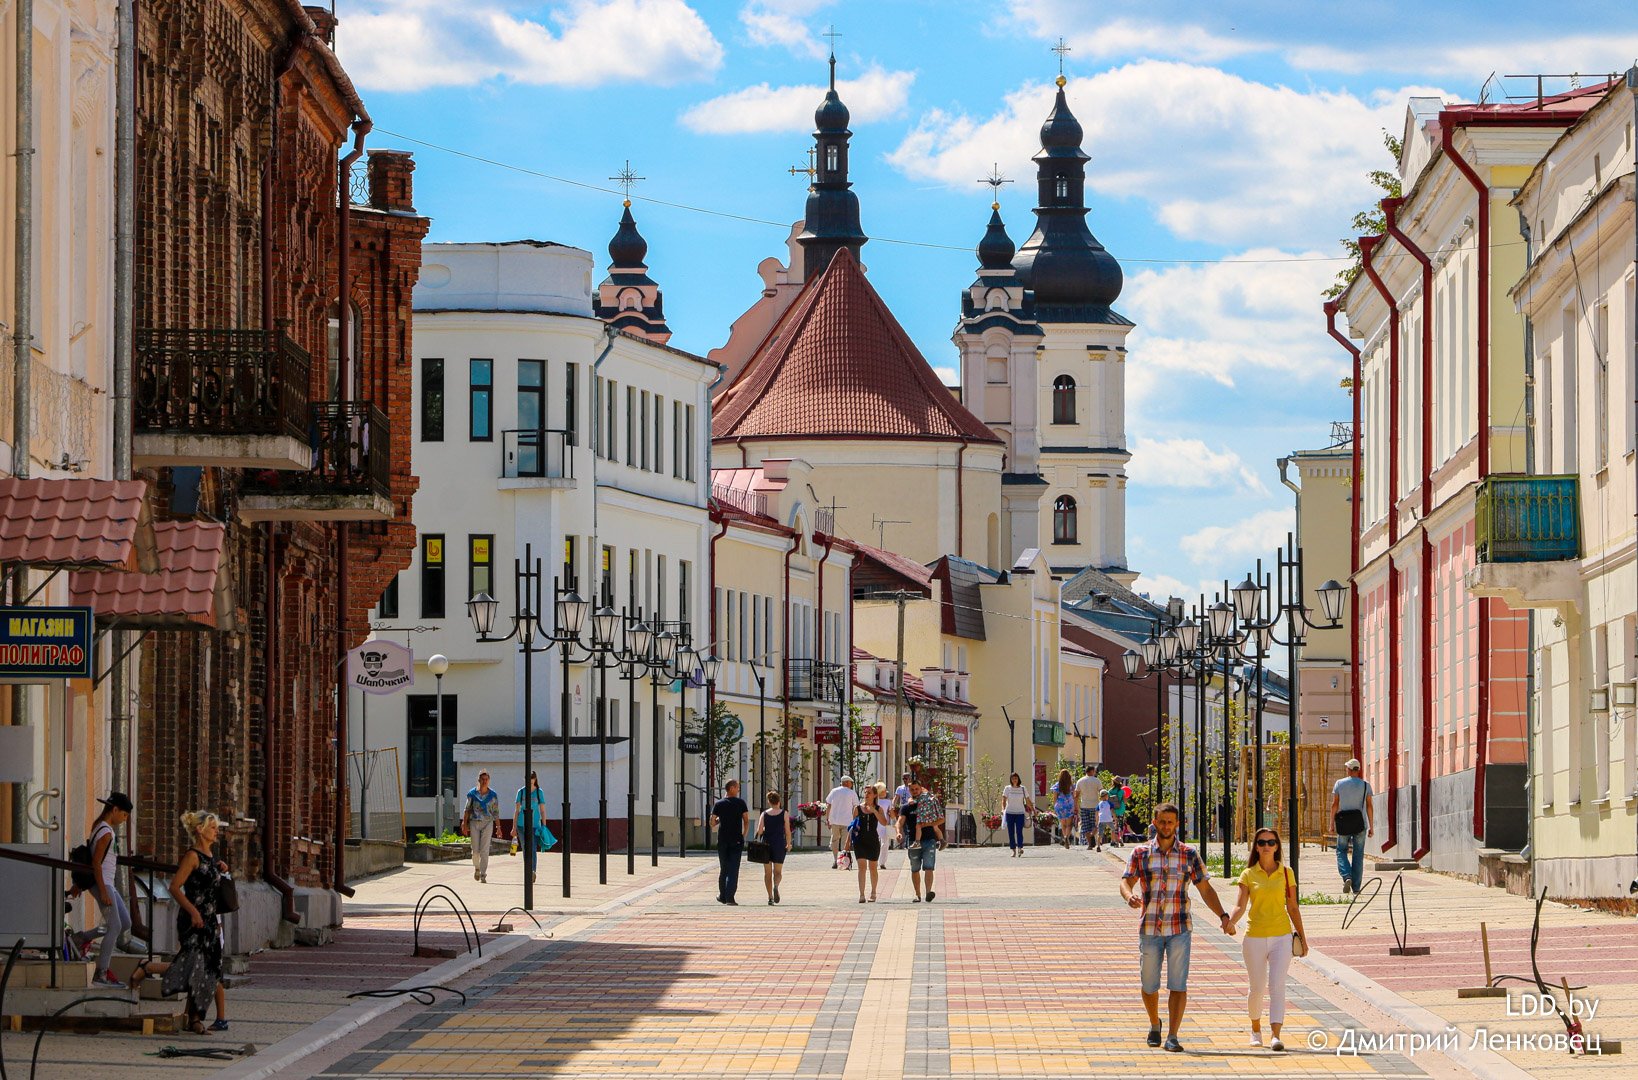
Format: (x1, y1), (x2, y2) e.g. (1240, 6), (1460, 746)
(1228, 827), (1308, 1050)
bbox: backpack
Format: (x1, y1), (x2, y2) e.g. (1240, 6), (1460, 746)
(68, 831), (98, 891)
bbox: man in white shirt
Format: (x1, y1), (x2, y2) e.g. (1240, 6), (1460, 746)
(825, 776), (860, 868)
(1073, 765), (1102, 848)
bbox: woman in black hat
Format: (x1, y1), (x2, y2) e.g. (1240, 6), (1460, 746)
(81, 793), (132, 987)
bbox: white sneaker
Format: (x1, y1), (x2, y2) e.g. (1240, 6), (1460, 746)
(1249, 1032), (1263, 1047)
(1270, 1037), (1284, 1052)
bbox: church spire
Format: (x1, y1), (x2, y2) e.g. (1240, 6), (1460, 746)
(796, 47), (867, 280)
(1011, 65), (1124, 323)
(593, 166), (671, 343)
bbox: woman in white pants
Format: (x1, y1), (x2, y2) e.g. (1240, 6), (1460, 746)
(1228, 827), (1308, 1050)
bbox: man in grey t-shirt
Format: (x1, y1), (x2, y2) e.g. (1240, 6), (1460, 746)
(1330, 759), (1374, 894)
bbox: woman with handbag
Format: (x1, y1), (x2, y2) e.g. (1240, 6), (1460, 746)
(126, 811), (229, 1034)
(851, 784), (889, 903)
(752, 791), (792, 905)
(514, 771), (558, 884)
(1227, 827), (1308, 1051)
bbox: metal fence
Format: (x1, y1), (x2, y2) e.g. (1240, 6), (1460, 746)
(1235, 742), (1354, 846)
(348, 747), (406, 841)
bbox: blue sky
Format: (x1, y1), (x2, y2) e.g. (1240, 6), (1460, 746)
(336, 0), (1638, 602)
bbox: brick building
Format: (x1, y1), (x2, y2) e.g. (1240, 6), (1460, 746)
(79, 1), (426, 944)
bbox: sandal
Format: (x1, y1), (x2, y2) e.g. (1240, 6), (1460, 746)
(188, 1020), (207, 1035)
(127, 962), (149, 990)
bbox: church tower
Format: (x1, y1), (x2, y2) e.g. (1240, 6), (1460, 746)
(593, 201), (672, 344)
(959, 72), (1134, 582)
(795, 53), (868, 280)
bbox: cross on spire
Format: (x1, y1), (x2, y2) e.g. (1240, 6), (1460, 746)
(979, 163), (1012, 209)
(823, 24), (841, 88)
(788, 146), (817, 190)
(1051, 36), (1072, 81)
(610, 160), (645, 207)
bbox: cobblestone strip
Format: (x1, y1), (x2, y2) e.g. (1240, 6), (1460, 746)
(796, 908), (891, 1077)
(904, 907), (949, 1079)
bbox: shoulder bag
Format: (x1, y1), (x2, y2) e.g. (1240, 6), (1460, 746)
(1285, 866), (1306, 957)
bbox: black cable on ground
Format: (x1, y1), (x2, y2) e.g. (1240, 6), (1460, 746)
(491, 907), (548, 935)
(411, 885), (481, 957)
(346, 985), (468, 1007)
(29, 995), (139, 1080)
(1, 938), (22, 1080)
(145, 1045), (244, 1060)
(1341, 877), (1382, 930)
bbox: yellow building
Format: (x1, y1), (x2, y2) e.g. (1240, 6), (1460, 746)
(1280, 436), (1355, 746)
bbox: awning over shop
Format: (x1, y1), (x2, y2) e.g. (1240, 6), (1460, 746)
(70, 520), (228, 629)
(0, 476), (154, 573)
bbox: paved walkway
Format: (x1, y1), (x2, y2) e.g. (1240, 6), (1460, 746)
(10, 844), (1632, 1078)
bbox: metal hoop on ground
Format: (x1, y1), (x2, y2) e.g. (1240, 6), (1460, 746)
(1340, 876), (1382, 930)
(411, 884), (481, 957)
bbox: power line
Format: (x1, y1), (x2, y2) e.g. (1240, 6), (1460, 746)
(373, 126), (1501, 268)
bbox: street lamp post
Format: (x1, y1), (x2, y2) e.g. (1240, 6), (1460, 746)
(466, 545), (581, 909)
(617, 611), (655, 876)
(428, 654), (449, 840)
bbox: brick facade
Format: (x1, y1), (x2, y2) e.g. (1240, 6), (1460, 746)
(131, 0), (426, 892)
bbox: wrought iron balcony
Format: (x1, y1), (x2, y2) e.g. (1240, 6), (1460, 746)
(787, 658), (845, 702)
(133, 328), (313, 468)
(501, 428), (574, 481)
(239, 402), (392, 522)
(1475, 475), (1579, 563)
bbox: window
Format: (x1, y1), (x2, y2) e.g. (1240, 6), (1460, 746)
(679, 561), (691, 624)
(518, 360), (544, 474)
(421, 534), (445, 618)
(407, 695), (458, 798)
(377, 575), (399, 619)
(1052, 375), (1076, 424)
(629, 549), (640, 610)
(657, 557), (667, 621)
(469, 535), (493, 603)
(1055, 177), (1069, 200)
(685, 405), (697, 480)
(725, 591), (736, 659)
(825, 144), (839, 172)
(421, 359), (444, 441)
(326, 302), (360, 401)
(565, 362), (579, 447)
(469, 359), (493, 441)
(601, 546), (615, 608)
(1052, 495), (1077, 544)
(1594, 303), (1609, 471)
(672, 401), (683, 478)
(626, 386), (637, 464)
(653, 395), (665, 475)
(1561, 307), (1579, 472)
(604, 379), (618, 459)
(640, 391), (651, 470)
(564, 535), (577, 592)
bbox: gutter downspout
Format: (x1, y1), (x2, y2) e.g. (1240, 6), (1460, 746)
(12, 0), (33, 479)
(781, 529), (800, 793)
(332, 118), (369, 900)
(1325, 301), (1364, 765)
(1384, 199), (1436, 862)
(1441, 117), (1494, 843)
(1360, 236), (1402, 853)
(955, 438), (968, 557)
(110, 0), (137, 856)
(264, 533), (299, 923)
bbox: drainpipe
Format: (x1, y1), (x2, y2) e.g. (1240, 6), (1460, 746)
(263, 531), (299, 923)
(1383, 199), (1436, 862)
(109, 0), (137, 849)
(1359, 236), (1402, 852)
(780, 528), (799, 792)
(12, 0), (33, 478)
(1325, 301), (1364, 764)
(955, 438), (969, 557)
(1441, 116), (1494, 843)
(707, 512), (730, 768)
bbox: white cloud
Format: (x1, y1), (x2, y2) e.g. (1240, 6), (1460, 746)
(1130, 571), (1220, 605)
(1128, 436), (1268, 495)
(1179, 508), (1292, 565)
(740, 0), (834, 59)
(1009, 1), (1261, 65)
(1120, 246), (1347, 403)
(887, 61), (1444, 251)
(1286, 35), (1638, 79)
(342, 0), (723, 91)
(681, 66), (916, 134)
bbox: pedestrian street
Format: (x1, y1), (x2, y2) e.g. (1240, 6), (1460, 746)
(292, 845), (1480, 1080)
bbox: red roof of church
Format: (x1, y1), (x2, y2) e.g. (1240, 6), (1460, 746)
(713, 248), (1000, 444)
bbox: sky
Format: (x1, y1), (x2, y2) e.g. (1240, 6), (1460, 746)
(333, 0), (1638, 604)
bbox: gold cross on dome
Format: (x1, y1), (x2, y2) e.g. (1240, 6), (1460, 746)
(610, 160), (645, 207)
(979, 163), (1012, 209)
(789, 146), (818, 190)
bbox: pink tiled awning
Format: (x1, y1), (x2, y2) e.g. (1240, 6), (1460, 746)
(70, 520), (227, 629)
(0, 477), (150, 572)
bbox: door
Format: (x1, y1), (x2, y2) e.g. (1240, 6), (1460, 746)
(517, 360), (544, 476)
(0, 682), (67, 947)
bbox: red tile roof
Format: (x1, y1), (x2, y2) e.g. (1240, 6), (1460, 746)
(850, 645), (976, 713)
(849, 541), (933, 587)
(0, 477), (148, 571)
(713, 248), (1001, 444)
(70, 520), (227, 628)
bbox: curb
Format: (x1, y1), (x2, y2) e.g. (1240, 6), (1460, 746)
(212, 861), (711, 1080)
(1300, 945), (1536, 1080)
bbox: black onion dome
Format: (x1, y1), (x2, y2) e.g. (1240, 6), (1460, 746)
(815, 88), (850, 132)
(1039, 82), (1085, 154)
(978, 207), (1015, 269)
(608, 204), (648, 267)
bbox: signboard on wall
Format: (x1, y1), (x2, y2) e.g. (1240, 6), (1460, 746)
(814, 723), (841, 746)
(1033, 760), (1048, 796)
(857, 726), (882, 751)
(0, 607), (93, 679)
(347, 639), (414, 695)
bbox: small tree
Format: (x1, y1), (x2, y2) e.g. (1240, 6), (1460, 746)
(752, 711), (813, 802)
(1324, 129), (1404, 299)
(917, 722), (968, 805)
(833, 704), (871, 787)
(685, 701), (740, 793)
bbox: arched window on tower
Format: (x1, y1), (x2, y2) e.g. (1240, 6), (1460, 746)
(1053, 495), (1078, 545)
(826, 144), (839, 173)
(1052, 375), (1076, 424)
(1055, 177), (1069, 200)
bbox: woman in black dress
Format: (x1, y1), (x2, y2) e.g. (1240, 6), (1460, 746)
(754, 791), (793, 905)
(131, 811), (225, 1033)
(852, 784), (889, 903)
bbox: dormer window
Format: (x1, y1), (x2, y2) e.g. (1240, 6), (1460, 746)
(826, 145), (839, 172)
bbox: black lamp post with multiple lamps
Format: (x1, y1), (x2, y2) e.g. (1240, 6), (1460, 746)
(1120, 596), (1186, 805)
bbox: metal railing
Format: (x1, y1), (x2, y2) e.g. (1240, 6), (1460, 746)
(1476, 474), (1580, 563)
(245, 400), (391, 500)
(134, 327), (311, 441)
(501, 427), (574, 480)
(711, 483), (768, 519)
(786, 659), (844, 702)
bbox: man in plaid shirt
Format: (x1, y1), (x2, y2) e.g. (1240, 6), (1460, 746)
(1119, 802), (1234, 1053)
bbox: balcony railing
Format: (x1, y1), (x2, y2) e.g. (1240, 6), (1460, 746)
(787, 658), (845, 702)
(244, 401), (390, 500)
(501, 428), (574, 480)
(711, 483), (768, 519)
(1476, 475), (1579, 563)
(135, 327), (311, 441)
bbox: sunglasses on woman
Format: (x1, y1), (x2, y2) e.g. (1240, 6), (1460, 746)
(1255, 838), (1278, 846)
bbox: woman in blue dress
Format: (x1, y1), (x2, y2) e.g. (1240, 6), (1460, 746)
(514, 771), (557, 883)
(753, 791), (792, 905)
(1052, 770), (1076, 848)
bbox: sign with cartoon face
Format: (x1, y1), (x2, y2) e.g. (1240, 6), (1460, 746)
(347, 639), (414, 695)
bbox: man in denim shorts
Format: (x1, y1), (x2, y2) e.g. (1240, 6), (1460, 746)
(1119, 802), (1234, 1053)
(900, 779), (944, 902)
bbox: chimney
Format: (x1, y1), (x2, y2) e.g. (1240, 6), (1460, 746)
(951, 671), (970, 702)
(367, 149), (416, 213)
(303, 6), (337, 46)
(855, 657), (877, 689)
(761, 457), (793, 483)
(920, 666), (944, 699)
(879, 661), (898, 692)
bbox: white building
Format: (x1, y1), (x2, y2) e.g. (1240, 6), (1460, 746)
(368, 227), (717, 852)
